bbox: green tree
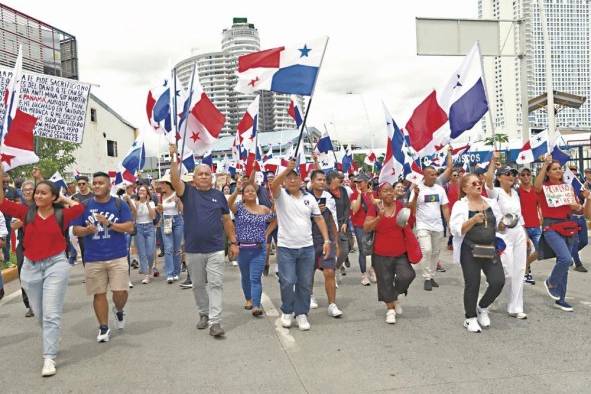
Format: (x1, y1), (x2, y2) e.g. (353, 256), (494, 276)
(9, 136), (79, 180)
(484, 133), (509, 150)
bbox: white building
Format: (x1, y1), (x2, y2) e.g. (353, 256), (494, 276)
(68, 93), (137, 177)
(478, 0), (591, 140)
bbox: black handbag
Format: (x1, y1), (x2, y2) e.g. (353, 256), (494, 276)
(471, 244), (496, 259)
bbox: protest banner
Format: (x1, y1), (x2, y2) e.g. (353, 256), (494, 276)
(543, 183), (576, 207)
(0, 66), (91, 144)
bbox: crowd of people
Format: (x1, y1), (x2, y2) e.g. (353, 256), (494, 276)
(1, 144), (591, 377)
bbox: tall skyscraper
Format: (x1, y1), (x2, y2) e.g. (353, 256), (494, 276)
(175, 18), (302, 136)
(478, 0), (591, 140)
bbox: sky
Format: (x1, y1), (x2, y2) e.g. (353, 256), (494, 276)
(8, 0), (477, 155)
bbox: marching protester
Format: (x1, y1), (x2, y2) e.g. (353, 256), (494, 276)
(12, 180), (35, 316)
(72, 176), (94, 267)
(72, 172), (134, 343)
(517, 167), (541, 285)
(271, 160), (331, 331)
(567, 165), (589, 273)
(363, 183), (418, 324)
(0, 165), (84, 376)
(350, 173), (376, 286)
(534, 155), (591, 312)
(157, 176), (184, 283)
(450, 173), (505, 333)
(170, 144), (239, 338)
(228, 180), (273, 316)
(408, 166), (450, 291)
(132, 185), (157, 284)
(327, 171), (351, 280)
(484, 155), (528, 319)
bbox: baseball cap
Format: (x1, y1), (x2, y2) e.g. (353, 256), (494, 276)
(496, 166), (518, 177)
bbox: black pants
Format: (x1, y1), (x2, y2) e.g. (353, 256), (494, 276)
(16, 245), (30, 309)
(372, 254), (416, 303)
(78, 237), (86, 266)
(460, 242), (505, 318)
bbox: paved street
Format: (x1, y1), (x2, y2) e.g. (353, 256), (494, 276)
(1, 245), (591, 393)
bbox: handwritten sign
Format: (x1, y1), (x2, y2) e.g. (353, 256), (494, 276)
(543, 184), (576, 207)
(0, 66), (91, 143)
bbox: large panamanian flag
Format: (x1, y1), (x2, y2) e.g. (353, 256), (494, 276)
(235, 37), (328, 96)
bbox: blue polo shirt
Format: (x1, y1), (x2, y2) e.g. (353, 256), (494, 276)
(181, 184), (229, 253)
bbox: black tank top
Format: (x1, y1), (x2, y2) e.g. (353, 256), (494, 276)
(466, 207), (496, 244)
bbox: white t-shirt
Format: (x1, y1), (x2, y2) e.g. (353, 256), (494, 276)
(275, 188), (321, 248)
(134, 200), (156, 224)
(486, 186), (524, 226)
(162, 194), (180, 216)
(412, 182), (449, 232)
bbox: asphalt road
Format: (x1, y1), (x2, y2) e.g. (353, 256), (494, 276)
(1, 246), (591, 393)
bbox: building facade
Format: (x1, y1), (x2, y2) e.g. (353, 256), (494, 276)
(478, 0), (591, 140)
(175, 17), (303, 136)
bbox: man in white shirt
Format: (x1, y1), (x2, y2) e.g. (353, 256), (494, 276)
(409, 166), (450, 291)
(271, 160), (331, 331)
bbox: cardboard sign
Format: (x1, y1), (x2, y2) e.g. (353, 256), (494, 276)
(543, 184), (576, 207)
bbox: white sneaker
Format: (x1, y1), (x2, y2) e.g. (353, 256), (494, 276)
(310, 295), (319, 309)
(128, 281), (134, 289)
(173, 275), (179, 281)
(41, 358), (56, 377)
(141, 275), (150, 284)
(167, 276), (173, 284)
(361, 273), (371, 286)
(231, 260), (238, 266)
(394, 302), (403, 315)
(369, 268), (377, 283)
(96, 328), (111, 343)
(113, 307), (126, 330)
(509, 312), (528, 320)
(327, 303), (343, 318)
(476, 306), (491, 328)
(463, 317), (482, 333)
(295, 314), (311, 331)
(385, 309), (396, 324)
(280, 313), (293, 328)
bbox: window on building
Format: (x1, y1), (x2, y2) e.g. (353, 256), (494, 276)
(107, 140), (118, 157)
(91, 108), (97, 122)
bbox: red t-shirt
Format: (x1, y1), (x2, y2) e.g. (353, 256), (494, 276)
(350, 191), (373, 228)
(0, 199), (84, 261)
(446, 183), (459, 211)
(366, 200), (406, 257)
(536, 181), (573, 219)
(518, 186), (540, 227)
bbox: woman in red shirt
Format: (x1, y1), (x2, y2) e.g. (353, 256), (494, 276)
(0, 167), (84, 377)
(363, 183), (417, 324)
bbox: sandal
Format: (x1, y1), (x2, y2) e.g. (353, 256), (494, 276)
(244, 300), (253, 310)
(252, 307), (264, 317)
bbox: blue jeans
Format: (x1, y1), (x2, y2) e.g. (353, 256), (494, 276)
(571, 216), (587, 266)
(353, 226), (368, 273)
(162, 215), (184, 277)
(135, 223), (156, 274)
(68, 239), (77, 264)
(526, 227), (542, 252)
(238, 243), (266, 308)
(277, 245), (315, 316)
(544, 230), (574, 302)
(20, 253), (70, 359)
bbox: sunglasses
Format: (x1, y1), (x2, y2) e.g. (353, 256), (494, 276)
(77, 182), (87, 186)
(501, 172), (516, 177)
(471, 181), (482, 187)
(520, 173), (531, 177)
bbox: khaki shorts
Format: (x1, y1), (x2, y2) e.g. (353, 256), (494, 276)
(84, 257), (129, 295)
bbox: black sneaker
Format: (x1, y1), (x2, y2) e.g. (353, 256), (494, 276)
(179, 279), (193, 289)
(554, 300), (574, 312)
(424, 280), (432, 291)
(574, 265), (588, 273)
(209, 323), (225, 337)
(524, 274), (536, 285)
(196, 315), (209, 329)
(430, 279), (439, 288)
(25, 308), (34, 318)
(436, 266), (446, 273)
(345, 257), (351, 268)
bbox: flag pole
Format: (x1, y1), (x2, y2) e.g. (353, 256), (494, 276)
(476, 41), (497, 150)
(323, 123), (339, 165)
(172, 67), (179, 150)
(179, 62), (197, 161)
(293, 37), (330, 159)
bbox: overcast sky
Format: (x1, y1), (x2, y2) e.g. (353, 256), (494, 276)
(8, 0), (477, 154)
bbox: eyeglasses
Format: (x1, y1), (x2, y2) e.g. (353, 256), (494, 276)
(77, 182), (87, 186)
(471, 181), (482, 187)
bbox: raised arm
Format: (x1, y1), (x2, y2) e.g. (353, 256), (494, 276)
(534, 154), (552, 192)
(271, 159), (296, 199)
(484, 150), (498, 190)
(227, 181), (242, 214)
(169, 144), (186, 197)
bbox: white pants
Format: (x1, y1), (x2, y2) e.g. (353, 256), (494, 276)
(416, 229), (444, 280)
(499, 226), (527, 314)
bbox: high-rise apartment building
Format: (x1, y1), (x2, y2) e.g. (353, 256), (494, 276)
(478, 0), (591, 140)
(175, 17), (302, 136)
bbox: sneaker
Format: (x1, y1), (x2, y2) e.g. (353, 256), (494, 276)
(424, 279), (432, 291)
(476, 306), (490, 328)
(113, 307), (126, 330)
(173, 275), (179, 281)
(252, 307), (264, 317)
(167, 276), (173, 284)
(385, 309), (396, 324)
(430, 279), (439, 288)
(554, 300), (574, 312)
(153, 268), (160, 277)
(574, 265), (588, 273)
(463, 317), (482, 333)
(209, 323), (225, 337)
(141, 275), (150, 284)
(96, 328), (111, 343)
(524, 274), (536, 285)
(310, 295), (319, 309)
(361, 273), (371, 286)
(436, 264), (446, 273)
(340, 265), (347, 276)
(280, 313), (293, 328)
(509, 312), (528, 319)
(41, 358), (56, 377)
(394, 302), (403, 315)
(25, 308), (34, 318)
(328, 303), (343, 318)
(196, 315), (209, 329)
(231, 260), (238, 267)
(295, 314), (311, 331)
(345, 257), (351, 268)
(368, 268), (377, 283)
(128, 281), (134, 289)
(544, 279), (560, 301)
(179, 279), (193, 289)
